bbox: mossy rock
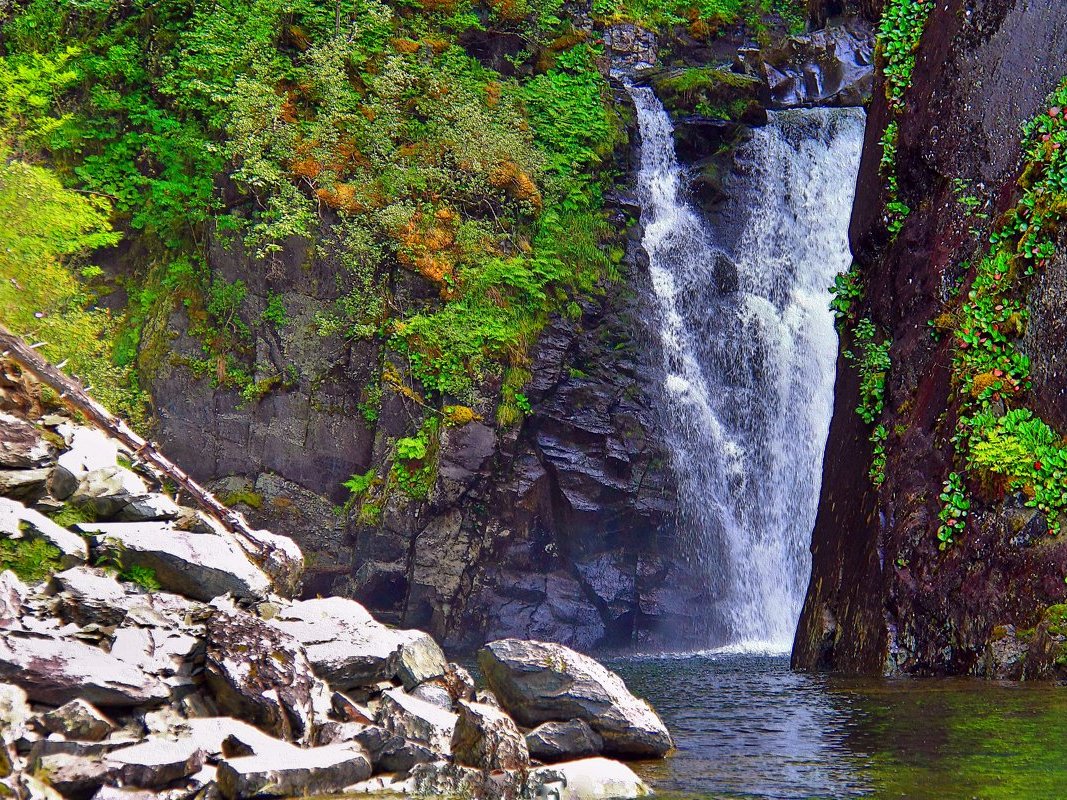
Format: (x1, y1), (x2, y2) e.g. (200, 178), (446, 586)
(651, 67), (767, 124)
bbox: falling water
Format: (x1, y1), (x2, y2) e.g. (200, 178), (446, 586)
(628, 84), (865, 653)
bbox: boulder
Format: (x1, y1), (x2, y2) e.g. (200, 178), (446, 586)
(203, 603), (330, 743)
(377, 688), (457, 755)
(0, 413), (53, 468)
(70, 467), (149, 519)
(0, 632), (170, 707)
(108, 625), (201, 694)
(525, 719), (603, 762)
(106, 738), (206, 788)
(409, 761), (512, 799)
(216, 743), (371, 799)
(50, 426), (118, 500)
(50, 567), (132, 627)
(80, 522), (272, 601)
(1, 497), (88, 569)
(450, 700), (529, 771)
(35, 753), (114, 800)
(527, 757), (650, 800)
(263, 597), (446, 690)
(116, 494), (181, 523)
(0, 468), (50, 502)
(41, 700), (114, 742)
(479, 639), (672, 758)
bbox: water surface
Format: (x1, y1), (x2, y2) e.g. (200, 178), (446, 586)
(612, 653), (1067, 800)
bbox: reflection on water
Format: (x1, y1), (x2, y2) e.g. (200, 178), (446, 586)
(610, 654), (1067, 800)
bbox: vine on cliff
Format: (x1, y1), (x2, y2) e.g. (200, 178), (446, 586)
(939, 79), (1067, 542)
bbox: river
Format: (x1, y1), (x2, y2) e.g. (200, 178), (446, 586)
(613, 653), (1067, 799)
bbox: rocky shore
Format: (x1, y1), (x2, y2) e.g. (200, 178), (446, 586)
(0, 362), (671, 799)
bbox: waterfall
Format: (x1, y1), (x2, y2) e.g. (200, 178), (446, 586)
(627, 84), (865, 653)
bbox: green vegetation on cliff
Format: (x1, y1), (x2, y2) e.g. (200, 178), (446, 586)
(942, 80), (1067, 540)
(0, 0), (627, 493)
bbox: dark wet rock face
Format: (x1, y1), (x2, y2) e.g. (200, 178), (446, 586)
(794, 0), (1067, 676)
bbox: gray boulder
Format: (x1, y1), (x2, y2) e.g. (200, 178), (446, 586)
(451, 700), (529, 771)
(411, 682), (453, 710)
(50, 567), (133, 627)
(115, 494), (181, 523)
(0, 468), (50, 502)
(203, 603), (331, 743)
(106, 738), (206, 788)
(35, 753), (113, 800)
(1, 497), (88, 569)
(50, 426), (118, 500)
(479, 639), (672, 758)
(41, 700), (114, 742)
(0, 632), (170, 707)
(525, 719), (603, 762)
(527, 757), (650, 800)
(216, 742), (371, 799)
(70, 467), (149, 519)
(80, 522), (272, 601)
(0, 413), (53, 468)
(264, 597), (446, 690)
(377, 688), (457, 755)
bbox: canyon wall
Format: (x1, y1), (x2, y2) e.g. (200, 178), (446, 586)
(794, 0), (1067, 676)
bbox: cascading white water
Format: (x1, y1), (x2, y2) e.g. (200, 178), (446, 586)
(627, 84), (865, 653)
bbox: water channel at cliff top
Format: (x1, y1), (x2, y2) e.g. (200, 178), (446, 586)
(610, 653), (1067, 800)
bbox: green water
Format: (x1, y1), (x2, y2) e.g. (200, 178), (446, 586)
(611, 654), (1067, 799)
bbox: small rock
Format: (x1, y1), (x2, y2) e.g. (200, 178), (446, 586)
(106, 738), (206, 788)
(50, 427), (118, 500)
(36, 753), (113, 800)
(330, 692), (373, 724)
(216, 743), (371, 800)
(479, 639), (673, 758)
(525, 719), (604, 762)
(0, 572), (28, 628)
(50, 567), (133, 628)
(451, 700), (529, 771)
(0, 468), (51, 502)
(527, 757), (650, 800)
(42, 700), (114, 742)
(377, 688), (458, 755)
(411, 683), (453, 710)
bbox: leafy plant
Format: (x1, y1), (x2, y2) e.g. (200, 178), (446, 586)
(937, 471), (969, 550)
(120, 564), (161, 592)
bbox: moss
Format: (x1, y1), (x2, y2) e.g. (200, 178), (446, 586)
(219, 488), (264, 510)
(653, 67), (763, 121)
(0, 536), (62, 583)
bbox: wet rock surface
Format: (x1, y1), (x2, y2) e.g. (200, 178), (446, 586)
(794, 0), (1067, 676)
(480, 638), (673, 757)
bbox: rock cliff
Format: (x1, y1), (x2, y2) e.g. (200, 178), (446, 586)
(794, 0), (1067, 676)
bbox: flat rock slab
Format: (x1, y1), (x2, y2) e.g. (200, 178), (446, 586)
(216, 742), (371, 799)
(479, 638), (673, 758)
(0, 413), (53, 468)
(0, 632), (170, 707)
(78, 522), (271, 601)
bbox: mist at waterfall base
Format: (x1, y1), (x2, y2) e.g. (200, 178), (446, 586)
(629, 85), (866, 653)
